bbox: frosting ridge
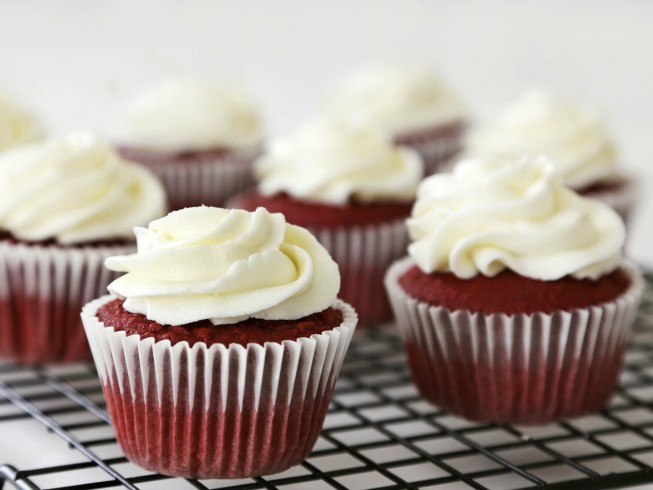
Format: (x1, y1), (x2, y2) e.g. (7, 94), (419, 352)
(0, 132), (166, 244)
(106, 206), (341, 326)
(0, 93), (44, 151)
(256, 118), (422, 205)
(408, 155), (624, 281)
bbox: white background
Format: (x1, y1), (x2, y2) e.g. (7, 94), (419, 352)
(0, 0), (651, 266)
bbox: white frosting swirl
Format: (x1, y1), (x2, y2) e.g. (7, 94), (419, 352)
(467, 90), (618, 189)
(257, 118), (422, 205)
(124, 78), (264, 152)
(0, 94), (44, 152)
(0, 132), (167, 244)
(330, 66), (465, 135)
(106, 206), (341, 326)
(408, 155), (624, 280)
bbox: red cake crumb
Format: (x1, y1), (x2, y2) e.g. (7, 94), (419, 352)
(0, 230), (131, 249)
(576, 178), (628, 196)
(229, 191), (412, 228)
(399, 265), (631, 315)
(97, 299), (343, 346)
(117, 146), (232, 166)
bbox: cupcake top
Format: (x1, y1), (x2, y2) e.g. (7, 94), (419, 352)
(0, 132), (166, 244)
(106, 206), (341, 326)
(123, 77), (264, 152)
(408, 154), (624, 281)
(256, 118), (422, 205)
(329, 66), (465, 135)
(0, 93), (44, 152)
(467, 90), (618, 189)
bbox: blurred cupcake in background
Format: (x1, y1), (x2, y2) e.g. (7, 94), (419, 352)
(0, 92), (44, 152)
(385, 154), (643, 424)
(0, 132), (166, 363)
(229, 117), (422, 326)
(118, 77), (264, 210)
(329, 66), (466, 175)
(467, 90), (636, 222)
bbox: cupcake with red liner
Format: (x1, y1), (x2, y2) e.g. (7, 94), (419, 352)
(385, 154), (644, 424)
(229, 118), (422, 326)
(118, 77), (263, 210)
(0, 132), (166, 363)
(81, 206), (357, 479)
(329, 66), (466, 175)
(0, 91), (44, 152)
(466, 90), (636, 221)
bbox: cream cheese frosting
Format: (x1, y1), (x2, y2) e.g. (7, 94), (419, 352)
(256, 118), (422, 205)
(0, 132), (166, 244)
(106, 206), (341, 326)
(408, 154), (624, 280)
(329, 66), (465, 135)
(124, 78), (264, 152)
(0, 93), (44, 152)
(467, 90), (619, 189)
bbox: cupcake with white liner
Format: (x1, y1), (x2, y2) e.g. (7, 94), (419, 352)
(81, 206), (357, 479)
(229, 117), (422, 326)
(329, 66), (466, 175)
(466, 90), (636, 221)
(385, 154), (643, 424)
(118, 77), (263, 210)
(0, 92), (44, 152)
(0, 132), (166, 363)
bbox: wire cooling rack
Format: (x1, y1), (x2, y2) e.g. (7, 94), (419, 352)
(1, 277), (653, 490)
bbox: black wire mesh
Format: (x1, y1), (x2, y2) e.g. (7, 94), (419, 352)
(1, 276), (653, 490)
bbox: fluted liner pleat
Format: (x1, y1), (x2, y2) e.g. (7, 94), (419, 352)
(399, 129), (463, 176)
(385, 256), (644, 424)
(0, 242), (133, 363)
(143, 152), (257, 211)
(82, 296), (357, 479)
(308, 221), (408, 327)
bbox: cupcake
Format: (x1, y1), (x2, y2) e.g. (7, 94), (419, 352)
(0, 132), (166, 363)
(466, 90), (635, 221)
(117, 77), (263, 210)
(229, 118), (422, 326)
(0, 92), (44, 152)
(81, 206), (357, 478)
(329, 66), (466, 175)
(385, 154), (644, 424)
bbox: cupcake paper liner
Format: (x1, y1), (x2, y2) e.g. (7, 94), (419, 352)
(582, 176), (638, 226)
(395, 123), (465, 176)
(0, 241), (133, 363)
(385, 256), (644, 424)
(82, 296), (357, 479)
(135, 150), (258, 211)
(308, 220), (409, 327)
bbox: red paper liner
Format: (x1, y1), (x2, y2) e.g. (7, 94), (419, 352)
(385, 256), (644, 424)
(82, 296), (357, 479)
(0, 241), (133, 363)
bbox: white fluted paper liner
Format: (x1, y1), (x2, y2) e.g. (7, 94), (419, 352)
(81, 295), (357, 479)
(137, 149), (257, 211)
(385, 256), (644, 424)
(581, 175), (638, 226)
(0, 241), (133, 363)
(306, 219), (409, 327)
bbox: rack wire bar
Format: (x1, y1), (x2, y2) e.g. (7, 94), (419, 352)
(1, 276), (653, 490)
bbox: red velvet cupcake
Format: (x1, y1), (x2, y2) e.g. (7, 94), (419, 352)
(385, 155), (644, 424)
(117, 78), (263, 210)
(466, 90), (636, 222)
(0, 132), (166, 363)
(329, 66), (466, 175)
(229, 118), (423, 326)
(81, 206), (357, 478)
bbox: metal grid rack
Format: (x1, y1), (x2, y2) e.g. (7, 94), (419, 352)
(1, 278), (653, 490)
